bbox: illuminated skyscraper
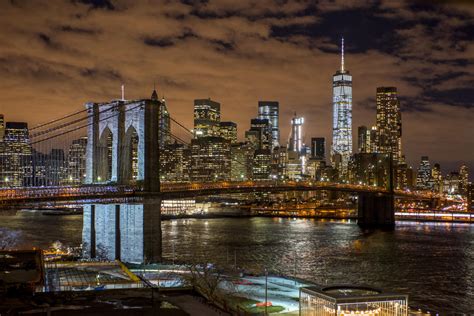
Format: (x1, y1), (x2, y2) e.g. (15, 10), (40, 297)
(67, 137), (88, 185)
(289, 113), (304, 154)
(219, 121), (237, 144)
(193, 98), (220, 138)
(459, 165), (469, 196)
(0, 114), (5, 139)
(245, 118), (272, 150)
(0, 122), (31, 187)
(258, 101), (279, 148)
(332, 38), (352, 176)
(416, 156), (432, 190)
(376, 87), (402, 163)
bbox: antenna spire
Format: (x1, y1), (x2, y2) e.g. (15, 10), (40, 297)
(341, 37), (345, 72)
(121, 83), (125, 101)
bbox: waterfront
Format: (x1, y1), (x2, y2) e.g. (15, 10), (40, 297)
(1, 211), (473, 314)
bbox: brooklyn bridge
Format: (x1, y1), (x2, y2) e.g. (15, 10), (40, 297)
(0, 92), (456, 262)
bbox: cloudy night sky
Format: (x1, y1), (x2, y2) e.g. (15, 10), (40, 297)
(0, 0), (473, 176)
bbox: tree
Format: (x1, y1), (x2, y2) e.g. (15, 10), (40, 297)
(0, 228), (22, 250)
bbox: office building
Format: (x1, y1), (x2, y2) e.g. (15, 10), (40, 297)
(289, 113), (304, 154)
(219, 121), (237, 144)
(0, 122), (31, 187)
(271, 146), (288, 180)
(310, 137), (325, 160)
(252, 149), (272, 180)
(0, 114), (4, 139)
(258, 101), (279, 148)
(416, 156), (432, 190)
(431, 163), (442, 193)
(349, 153), (391, 188)
(230, 142), (253, 181)
(357, 125), (378, 153)
(459, 165), (469, 196)
(190, 136), (230, 182)
(245, 118), (272, 150)
(67, 137), (88, 185)
(332, 37), (352, 176)
(443, 171), (461, 195)
(161, 142), (186, 182)
(193, 98), (220, 138)
(376, 87), (402, 163)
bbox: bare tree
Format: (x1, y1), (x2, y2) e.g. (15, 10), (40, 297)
(0, 227), (22, 250)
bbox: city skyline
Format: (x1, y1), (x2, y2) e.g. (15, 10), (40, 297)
(0, 1), (473, 175)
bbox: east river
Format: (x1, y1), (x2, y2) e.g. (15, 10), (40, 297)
(1, 211), (473, 314)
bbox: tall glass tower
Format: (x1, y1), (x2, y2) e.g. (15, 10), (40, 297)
(331, 37), (352, 176)
(258, 101), (279, 149)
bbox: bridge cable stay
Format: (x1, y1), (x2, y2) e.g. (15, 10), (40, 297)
(30, 105), (118, 138)
(30, 108), (88, 131)
(24, 103), (145, 187)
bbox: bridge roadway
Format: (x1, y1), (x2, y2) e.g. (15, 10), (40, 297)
(0, 180), (440, 207)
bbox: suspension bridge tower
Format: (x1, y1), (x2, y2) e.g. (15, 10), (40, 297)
(85, 93), (160, 191)
(83, 89), (163, 262)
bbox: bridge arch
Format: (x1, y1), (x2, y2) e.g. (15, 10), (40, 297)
(97, 126), (113, 182)
(121, 125), (139, 183)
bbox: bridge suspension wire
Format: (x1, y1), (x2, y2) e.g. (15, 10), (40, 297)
(30, 108), (88, 131)
(169, 116), (193, 135)
(30, 103), (144, 146)
(30, 105), (118, 139)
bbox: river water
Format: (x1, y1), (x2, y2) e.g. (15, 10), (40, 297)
(1, 211), (473, 314)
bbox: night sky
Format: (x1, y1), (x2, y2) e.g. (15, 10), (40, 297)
(0, 0), (473, 176)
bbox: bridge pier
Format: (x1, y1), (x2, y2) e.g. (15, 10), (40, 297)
(357, 193), (395, 229)
(82, 201), (162, 263)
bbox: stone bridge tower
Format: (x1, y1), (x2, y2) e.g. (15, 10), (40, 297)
(85, 92), (161, 192)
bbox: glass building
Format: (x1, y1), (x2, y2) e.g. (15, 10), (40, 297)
(289, 113), (304, 154)
(300, 285), (408, 316)
(332, 38), (352, 177)
(258, 101), (279, 148)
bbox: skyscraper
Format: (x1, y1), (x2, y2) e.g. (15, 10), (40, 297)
(193, 98), (220, 138)
(258, 101), (279, 148)
(310, 137), (325, 160)
(245, 118), (272, 150)
(376, 87), (402, 163)
(459, 165), (469, 196)
(0, 114), (5, 139)
(289, 113), (304, 154)
(67, 137), (88, 185)
(416, 156), (432, 190)
(332, 38), (352, 176)
(0, 122), (31, 187)
(219, 121), (237, 144)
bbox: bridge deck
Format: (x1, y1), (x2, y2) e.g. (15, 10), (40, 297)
(0, 181), (443, 207)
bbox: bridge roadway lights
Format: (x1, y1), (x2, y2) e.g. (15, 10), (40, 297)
(357, 192), (395, 229)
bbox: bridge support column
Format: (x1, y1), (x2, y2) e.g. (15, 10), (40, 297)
(143, 198), (162, 262)
(357, 193), (395, 228)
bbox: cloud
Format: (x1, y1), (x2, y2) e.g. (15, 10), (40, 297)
(0, 0), (472, 175)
